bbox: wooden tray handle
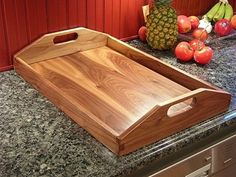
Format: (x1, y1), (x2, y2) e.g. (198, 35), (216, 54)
(15, 27), (108, 64)
(119, 88), (230, 155)
(160, 89), (203, 117)
(158, 88), (231, 119)
(123, 88), (230, 137)
(42, 27), (98, 45)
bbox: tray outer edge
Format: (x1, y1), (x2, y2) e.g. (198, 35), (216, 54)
(107, 36), (231, 155)
(107, 36), (220, 91)
(14, 56), (122, 155)
(117, 88), (231, 155)
(13, 28), (232, 156)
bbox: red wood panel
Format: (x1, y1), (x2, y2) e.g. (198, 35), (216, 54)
(2, 0), (19, 65)
(127, 0), (137, 37)
(68, 0), (78, 28)
(136, 0), (146, 27)
(112, 0), (121, 38)
(15, 0), (29, 47)
(2, 0), (235, 71)
(77, 0), (87, 27)
(149, 0), (221, 16)
(119, 0), (146, 39)
(172, 0), (219, 16)
(25, 0), (47, 42)
(120, 0), (129, 38)
(95, 0), (104, 32)
(229, 0), (236, 13)
(0, 0), (10, 68)
(199, 0), (219, 16)
(87, 0), (96, 30)
(104, 0), (113, 35)
(47, 0), (68, 32)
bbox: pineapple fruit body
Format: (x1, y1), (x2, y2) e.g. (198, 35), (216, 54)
(146, 1), (178, 50)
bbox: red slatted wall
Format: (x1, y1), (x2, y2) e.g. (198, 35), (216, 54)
(0, 0), (147, 71)
(0, 0), (236, 72)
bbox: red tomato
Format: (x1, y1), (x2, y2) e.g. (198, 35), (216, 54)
(194, 46), (213, 65)
(214, 19), (232, 37)
(189, 39), (205, 51)
(192, 28), (208, 41)
(175, 42), (194, 62)
(177, 15), (192, 33)
(138, 26), (147, 42)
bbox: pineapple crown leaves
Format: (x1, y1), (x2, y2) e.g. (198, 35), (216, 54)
(154, 0), (172, 6)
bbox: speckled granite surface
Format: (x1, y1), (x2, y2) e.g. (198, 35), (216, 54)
(0, 39), (236, 177)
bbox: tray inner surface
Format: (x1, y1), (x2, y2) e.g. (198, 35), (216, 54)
(30, 46), (191, 134)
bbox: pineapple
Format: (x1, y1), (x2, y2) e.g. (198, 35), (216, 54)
(146, 0), (178, 50)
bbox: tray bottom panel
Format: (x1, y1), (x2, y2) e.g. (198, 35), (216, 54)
(30, 46), (191, 135)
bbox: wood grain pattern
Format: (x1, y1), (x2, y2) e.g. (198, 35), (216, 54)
(14, 57), (120, 154)
(14, 27), (231, 155)
(107, 36), (219, 91)
(16, 28), (108, 64)
(30, 46), (190, 135)
(119, 88), (231, 155)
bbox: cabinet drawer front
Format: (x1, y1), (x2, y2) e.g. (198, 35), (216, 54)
(212, 135), (236, 173)
(211, 162), (236, 177)
(150, 149), (212, 177)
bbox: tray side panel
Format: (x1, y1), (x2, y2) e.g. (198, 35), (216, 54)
(14, 57), (120, 154)
(107, 36), (219, 91)
(15, 28), (108, 65)
(118, 89), (231, 155)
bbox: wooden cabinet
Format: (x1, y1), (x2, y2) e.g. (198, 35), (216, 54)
(150, 150), (212, 177)
(211, 135), (236, 173)
(150, 134), (236, 177)
(211, 163), (236, 177)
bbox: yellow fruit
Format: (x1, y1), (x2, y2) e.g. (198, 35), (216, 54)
(146, 0), (177, 50)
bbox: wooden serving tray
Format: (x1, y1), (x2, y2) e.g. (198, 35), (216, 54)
(14, 28), (231, 155)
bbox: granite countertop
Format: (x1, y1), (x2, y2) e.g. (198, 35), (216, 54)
(0, 39), (236, 177)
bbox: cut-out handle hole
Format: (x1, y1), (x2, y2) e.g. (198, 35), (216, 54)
(53, 32), (78, 44)
(167, 98), (196, 118)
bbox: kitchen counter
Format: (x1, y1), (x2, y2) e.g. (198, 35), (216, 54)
(0, 39), (236, 177)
